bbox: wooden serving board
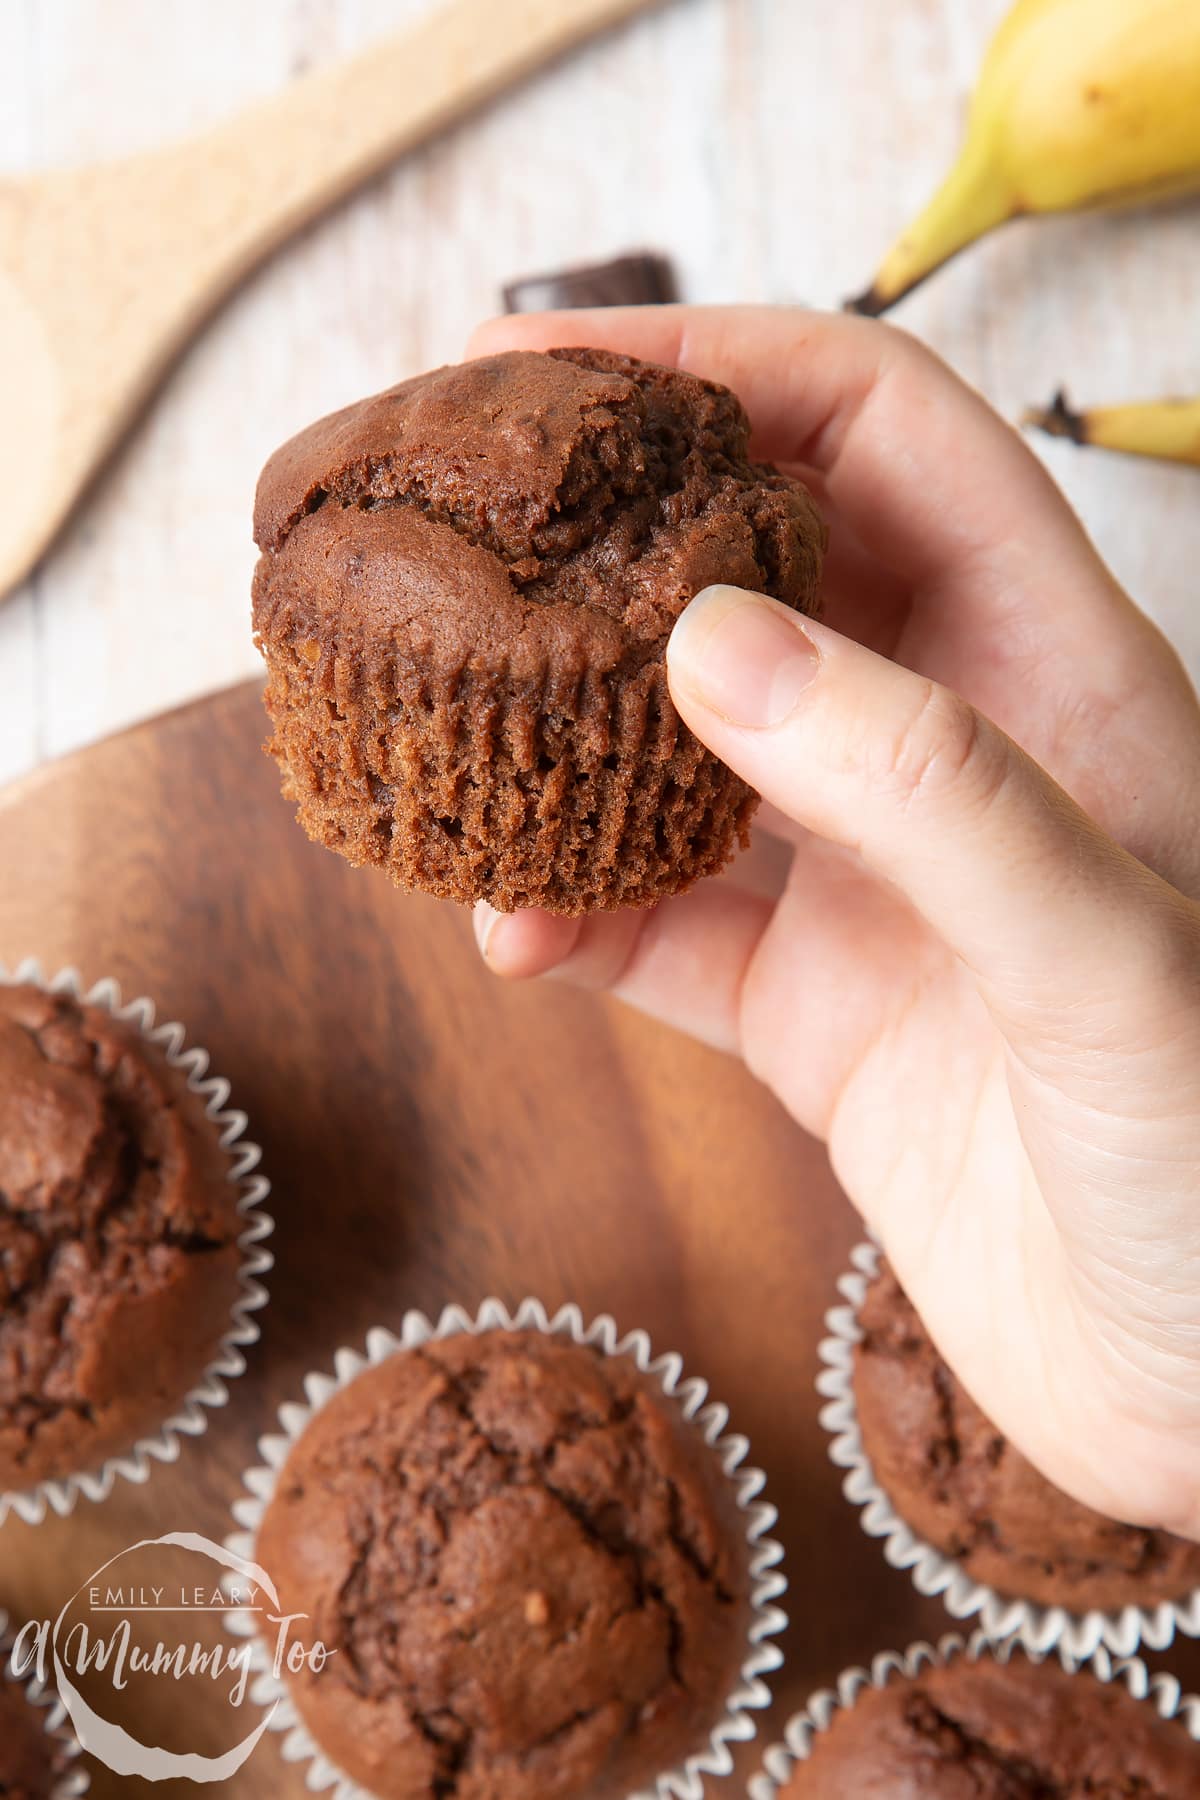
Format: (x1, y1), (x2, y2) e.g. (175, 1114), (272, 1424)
(2, 679), (1197, 1796)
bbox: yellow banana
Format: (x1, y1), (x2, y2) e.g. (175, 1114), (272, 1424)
(1024, 391), (1200, 466)
(849, 0), (1200, 315)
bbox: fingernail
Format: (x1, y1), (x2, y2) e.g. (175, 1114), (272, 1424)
(473, 900), (503, 962)
(669, 585), (820, 728)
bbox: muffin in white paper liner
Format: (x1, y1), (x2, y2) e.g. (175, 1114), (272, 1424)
(747, 1628), (1200, 1796)
(225, 1296), (787, 1800)
(0, 958), (274, 1528)
(0, 1608), (90, 1796)
(815, 1240), (1200, 1660)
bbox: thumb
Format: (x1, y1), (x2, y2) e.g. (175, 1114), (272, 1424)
(667, 584), (1186, 1029)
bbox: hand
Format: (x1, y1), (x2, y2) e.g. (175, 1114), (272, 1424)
(464, 306), (1200, 1540)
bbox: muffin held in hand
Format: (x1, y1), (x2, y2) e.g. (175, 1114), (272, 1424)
(254, 1329), (751, 1800)
(0, 984), (243, 1492)
(252, 347), (825, 914)
(854, 1263), (1200, 1614)
(783, 1650), (1200, 1795)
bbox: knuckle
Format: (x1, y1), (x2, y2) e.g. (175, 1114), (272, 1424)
(874, 681), (1005, 816)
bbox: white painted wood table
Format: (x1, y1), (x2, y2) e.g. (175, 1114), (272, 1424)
(1, 0), (1197, 787)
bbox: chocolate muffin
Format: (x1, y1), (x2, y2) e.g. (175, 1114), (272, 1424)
(0, 983), (243, 1491)
(853, 1262), (1200, 1613)
(782, 1651), (1200, 1796)
(0, 1675), (61, 1798)
(252, 347), (825, 914)
(254, 1329), (751, 1800)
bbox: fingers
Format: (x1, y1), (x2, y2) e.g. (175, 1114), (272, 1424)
(472, 839), (914, 1136)
(475, 882), (775, 1055)
(770, 465), (910, 659)
(666, 584), (1187, 1038)
(468, 305), (1200, 897)
(470, 828), (792, 1043)
(473, 905), (586, 983)
(714, 822), (796, 898)
(472, 820), (795, 989)
(467, 305), (1125, 618)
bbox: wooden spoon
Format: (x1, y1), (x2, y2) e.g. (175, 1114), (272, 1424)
(0, 0), (657, 601)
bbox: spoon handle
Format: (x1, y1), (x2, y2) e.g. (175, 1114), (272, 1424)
(0, 0), (659, 601)
(171, 0), (657, 286)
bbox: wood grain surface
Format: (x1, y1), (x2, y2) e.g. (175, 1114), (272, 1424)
(2, 0), (1198, 787)
(2, 679), (1199, 1794)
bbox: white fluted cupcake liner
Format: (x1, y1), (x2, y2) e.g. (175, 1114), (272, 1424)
(0, 1608), (90, 1796)
(226, 1296), (788, 1800)
(748, 1628), (1200, 1796)
(0, 959), (274, 1527)
(815, 1240), (1200, 1660)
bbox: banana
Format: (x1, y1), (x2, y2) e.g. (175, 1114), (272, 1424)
(849, 0), (1200, 315)
(1024, 390), (1200, 466)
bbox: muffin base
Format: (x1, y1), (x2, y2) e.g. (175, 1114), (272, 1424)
(260, 645), (757, 915)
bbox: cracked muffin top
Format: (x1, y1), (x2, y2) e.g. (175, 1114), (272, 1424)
(254, 1328), (751, 1800)
(250, 346), (825, 915)
(853, 1263), (1200, 1614)
(0, 1674), (60, 1798)
(0, 983), (243, 1491)
(781, 1652), (1200, 1797)
(252, 346), (825, 677)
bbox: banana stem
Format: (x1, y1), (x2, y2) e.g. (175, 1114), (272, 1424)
(1024, 390), (1200, 468)
(847, 141), (1014, 315)
(1022, 390), (1089, 444)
